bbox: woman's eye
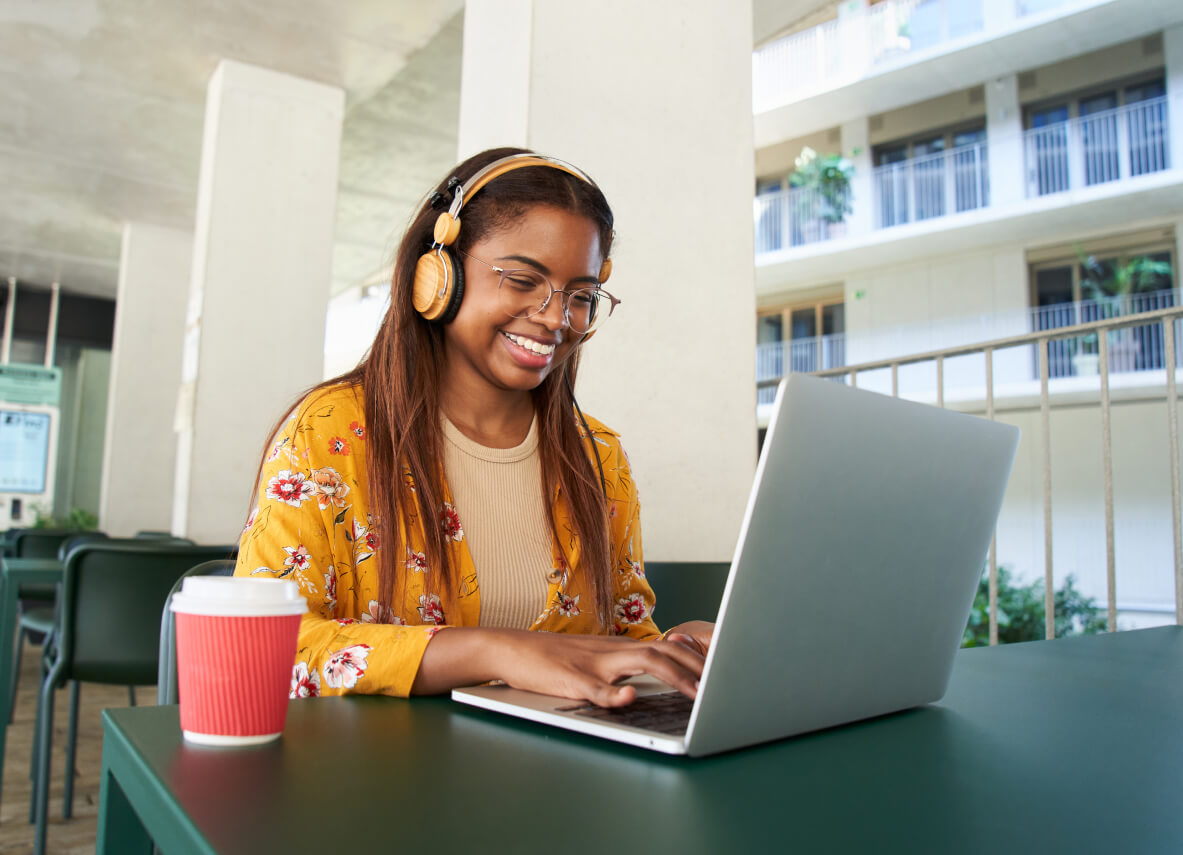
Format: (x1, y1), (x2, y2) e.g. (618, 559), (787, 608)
(506, 275), (542, 291)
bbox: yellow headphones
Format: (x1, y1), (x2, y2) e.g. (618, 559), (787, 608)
(411, 154), (613, 324)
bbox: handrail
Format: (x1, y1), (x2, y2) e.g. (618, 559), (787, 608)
(774, 305), (1183, 380)
(757, 304), (1183, 637)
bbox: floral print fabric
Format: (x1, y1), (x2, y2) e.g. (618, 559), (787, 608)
(236, 383), (661, 698)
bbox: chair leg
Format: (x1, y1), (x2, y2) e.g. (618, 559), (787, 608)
(28, 635), (52, 817)
(63, 681), (80, 819)
(33, 664), (60, 855)
(9, 626), (24, 724)
(128, 685), (136, 707)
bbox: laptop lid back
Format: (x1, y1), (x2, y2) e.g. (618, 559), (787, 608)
(686, 375), (1019, 756)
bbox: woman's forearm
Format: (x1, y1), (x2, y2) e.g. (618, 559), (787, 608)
(409, 625), (707, 706)
(410, 626), (518, 695)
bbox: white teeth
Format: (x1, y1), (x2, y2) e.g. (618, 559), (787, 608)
(505, 333), (555, 355)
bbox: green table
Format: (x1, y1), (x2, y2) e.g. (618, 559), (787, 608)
(0, 556), (61, 811)
(98, 627), (1183, 854)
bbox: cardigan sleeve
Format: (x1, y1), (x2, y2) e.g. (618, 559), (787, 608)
(234, 390), (437, 698)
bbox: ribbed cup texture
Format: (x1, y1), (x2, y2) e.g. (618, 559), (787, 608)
(175, 613), (302, 739)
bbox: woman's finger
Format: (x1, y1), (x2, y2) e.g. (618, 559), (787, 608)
(600, 645), (701, 700)
(586, 679), (636, 708)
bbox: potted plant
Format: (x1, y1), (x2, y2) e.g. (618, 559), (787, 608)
(1078, 253), (1173, 373)
(1071, 338), (1100, 376)
(789, 146), (856, 240)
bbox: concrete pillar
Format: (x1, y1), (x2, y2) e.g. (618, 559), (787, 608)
(99, 224), (191, 536)
(986, 74), (1025, 207)
(841, 118), (873, 236)
(458, 0), (757, 562)
(174, 60), (343, 543)
(1165, 25), (1183, 173)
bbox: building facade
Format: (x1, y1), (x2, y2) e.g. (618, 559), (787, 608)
(752, 0), (1183, 627)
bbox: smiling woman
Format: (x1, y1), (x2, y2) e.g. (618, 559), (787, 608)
(236, 148), (713, 709)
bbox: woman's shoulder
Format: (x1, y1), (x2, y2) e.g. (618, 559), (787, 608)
(267, 383), (368, 466)
(284, 382), (366, 432)
(576, 411), (621, 441)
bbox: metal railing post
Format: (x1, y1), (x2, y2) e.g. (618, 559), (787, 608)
(936, 355), (944, 408)
(985, 347), (998, 645)
(1166, 320), (1183, 625)
(1040, 338), (1055, 639)
(1099, 331), (1116, 632)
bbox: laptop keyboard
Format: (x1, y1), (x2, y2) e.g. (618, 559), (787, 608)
(562, 691), (693, 735)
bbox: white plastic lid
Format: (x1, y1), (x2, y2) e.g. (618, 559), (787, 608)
(170, 576), (307, 617)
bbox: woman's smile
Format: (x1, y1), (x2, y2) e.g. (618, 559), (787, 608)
(501, 330), (558, 365)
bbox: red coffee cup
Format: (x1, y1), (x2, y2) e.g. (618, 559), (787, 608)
(170, 577), (306, 746)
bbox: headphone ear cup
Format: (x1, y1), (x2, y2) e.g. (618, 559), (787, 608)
(412, 248), (465, 322)
(435, 251), (465, 324)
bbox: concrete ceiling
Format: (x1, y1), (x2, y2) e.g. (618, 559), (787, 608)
(0, 0), (826, 302)
(0, 0), (464, 300)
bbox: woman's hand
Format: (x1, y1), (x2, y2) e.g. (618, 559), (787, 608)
(412, 627), (706, 707)
(662, 620), (715, 658)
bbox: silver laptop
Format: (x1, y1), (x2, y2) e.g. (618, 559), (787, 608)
(453, 374), (1020, 756)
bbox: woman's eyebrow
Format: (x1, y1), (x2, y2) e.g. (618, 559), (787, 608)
(496, 254), (600, 285)
(496, 253), (550, 274)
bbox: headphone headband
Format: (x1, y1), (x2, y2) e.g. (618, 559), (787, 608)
(446, 155), (596, 220)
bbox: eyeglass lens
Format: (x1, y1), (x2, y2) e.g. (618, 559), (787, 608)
(498, 269), (602, 333)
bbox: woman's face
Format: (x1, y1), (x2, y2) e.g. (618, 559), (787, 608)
(443, 204), (603, 397)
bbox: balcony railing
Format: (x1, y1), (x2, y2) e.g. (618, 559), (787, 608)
(753, 0), (984, 111)
(754, 186), (848, 254)
(1024, 97), (1171, 197)
(873, 142), (990, 228)
(756, 290), (1178, 392)
(1036, 289), (1177, 377)
(758, 304), (1183, 639)
(757, 333), (846, 404)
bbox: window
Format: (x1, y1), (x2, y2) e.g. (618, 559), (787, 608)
(1024, 75), (1168, 196)
(756, 298), (845, 404)
(872, 124), (988, 228)
(1031, 239), (1176, 377)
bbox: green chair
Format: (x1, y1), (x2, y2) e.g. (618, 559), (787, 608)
(9, 533), (166, 723)
(157, 559), (238, 706)
(0, 526), (22, 558)
(643, 561), (730, 630)
(12, 528), (101, 559)
(31, 541), (234, 855)
(134, 529), (178, 539)
(7, 532), (109, 723)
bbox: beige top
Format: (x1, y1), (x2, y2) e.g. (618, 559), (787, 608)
(441, 415), (552, 629)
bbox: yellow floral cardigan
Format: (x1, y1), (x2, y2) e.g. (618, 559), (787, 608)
(235, 383), (662, 698)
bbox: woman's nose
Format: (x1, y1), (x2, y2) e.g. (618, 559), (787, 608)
(536, 291), (569, 330)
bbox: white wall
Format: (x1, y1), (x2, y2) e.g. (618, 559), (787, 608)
(843, 246), (1030, 394)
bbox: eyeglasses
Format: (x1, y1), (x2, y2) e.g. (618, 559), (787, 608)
(459, 250), (620, 335)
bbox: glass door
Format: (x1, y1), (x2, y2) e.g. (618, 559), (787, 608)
(1079, 91), (1119, 186)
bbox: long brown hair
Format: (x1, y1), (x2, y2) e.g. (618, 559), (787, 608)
(256, 147), (616, 627)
